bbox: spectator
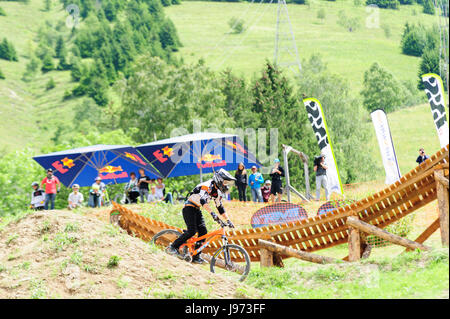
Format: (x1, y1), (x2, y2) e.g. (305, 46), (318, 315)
(148, 185), (161, 203)
(156, 178), (174, 204)
(249, 166), (264, 202)
(235, 162), (248, 202)
(416, 148), (429, 165)
(30, 182), (45, 211)
(261, 180), (271, 203)
(314, 154), (329, 201)
(89, 177), (105, 208)
(124, 172), (140, 204)
(40, 168), (61, 210)
(137, 168), (151, 203)
(68, 184), (84, 210)
(269, 159), (285, 203)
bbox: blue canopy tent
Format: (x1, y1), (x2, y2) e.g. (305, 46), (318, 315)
(136, 133), (262, 182)
(33, 145), (161, 187)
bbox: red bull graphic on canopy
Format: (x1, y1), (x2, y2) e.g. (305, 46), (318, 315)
(251, 203), (308, 228)
(136, 133), (261, 178)
(33, 145), (161, 187)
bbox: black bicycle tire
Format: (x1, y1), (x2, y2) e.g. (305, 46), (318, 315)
(210, 244), (251, 282)
(151, 229), (182, 247)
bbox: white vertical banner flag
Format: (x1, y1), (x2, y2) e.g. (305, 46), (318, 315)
(303, 98), (343, 195)
(421, 73), (449, 148)
(370, 109), (401, 185)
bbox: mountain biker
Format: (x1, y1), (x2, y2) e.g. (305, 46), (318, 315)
(167, 168), (236, 264)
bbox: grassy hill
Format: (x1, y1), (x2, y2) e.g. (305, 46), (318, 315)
(165, 0), (436, 89)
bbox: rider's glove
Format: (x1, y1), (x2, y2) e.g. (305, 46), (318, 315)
(227, 220), (235, 228)
(210, 212), (220, 222)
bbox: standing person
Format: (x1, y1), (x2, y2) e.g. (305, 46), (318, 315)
(68, 184), (84, 210)
(416, 148), (430, 165)
(314, 154), (329, 201)
(261, 180), (272, 203)
(40, 168), (61, 210)
(124, 172), (140, 204)
(89, 177), (105, 208)
(248, 166), (264, 202)
(137, 168), (151, 203)
(269, 159), (285, 203)
(30, 182), (45, 210)
(155, 178), (174, 204)
(235, 162), (248, 202)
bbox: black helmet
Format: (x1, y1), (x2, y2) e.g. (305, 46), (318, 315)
(212, 168), (236, 193)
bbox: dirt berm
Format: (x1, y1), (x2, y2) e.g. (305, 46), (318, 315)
(0, 210), (261, 299)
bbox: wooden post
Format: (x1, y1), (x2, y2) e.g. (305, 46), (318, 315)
(348, 215), (361, 262)
(404, 218), (441, 253)
(260, 248), (274, 267)
(435, 169), (449, 247)
(347, 216), (432, 251)
(258, 240), (337, 264)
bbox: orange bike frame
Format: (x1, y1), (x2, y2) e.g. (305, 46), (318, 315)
(180, 227), (226, 256)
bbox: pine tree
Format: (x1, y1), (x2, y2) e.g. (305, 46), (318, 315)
(55, 35), (65, 58)
(0, 38), (18, 61)
(41, 52), (54, 72)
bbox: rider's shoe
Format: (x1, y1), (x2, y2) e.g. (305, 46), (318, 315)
(166, 246), (183, 258)
(192, 254), (207, 264)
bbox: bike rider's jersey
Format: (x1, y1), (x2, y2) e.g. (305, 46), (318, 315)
(185, 180), (225, 214)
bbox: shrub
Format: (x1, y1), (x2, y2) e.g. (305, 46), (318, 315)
(317, 8), (326, 20)
(361, 62), (406, 112)
(422, 0), (435, 15)
(0, 67), (4, 79)
(0, 7), (6, 16)
(45, 77), (55, 90)
(400, 23), (428, 57)
(41, 52), (54, 72)
(228, 17), (246, 34)
(366, 0), (400, 9)
(107, 255), (121, 268)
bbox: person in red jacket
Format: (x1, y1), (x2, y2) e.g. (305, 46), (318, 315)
(40, 168), (61, 210)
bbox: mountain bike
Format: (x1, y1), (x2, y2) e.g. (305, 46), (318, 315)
(151, 219), (251, 282)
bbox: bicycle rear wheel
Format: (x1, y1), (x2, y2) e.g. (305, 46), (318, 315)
(210, 244), (251, 282)
(151, 229), (182, 247)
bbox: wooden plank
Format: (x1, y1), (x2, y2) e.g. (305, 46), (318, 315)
(258, 240), (337, 264)
(347, 217), (432, 251)
(348, 225), (361, 262)
(435, 170), (450, 247)
(404, 218), (441, 252)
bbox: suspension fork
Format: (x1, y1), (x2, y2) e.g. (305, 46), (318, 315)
(222, 236), (230, 265)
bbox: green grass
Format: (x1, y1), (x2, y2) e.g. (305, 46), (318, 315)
(245, 249), (449, 298)
(166, 1), (435, 89)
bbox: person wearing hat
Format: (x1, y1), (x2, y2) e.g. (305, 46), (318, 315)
(314, 153), (329, 201)
(30, 182), (45, 210)
(261, 180), (272, 203)
(269, 158), (285, 203)
(40, 168), (61, 210)
(89, 177), (106, 207)
(68, 184), (84, 210)
(248, 165), (264, 202)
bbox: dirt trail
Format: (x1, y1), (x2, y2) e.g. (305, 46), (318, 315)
(0, 210), (261, 299)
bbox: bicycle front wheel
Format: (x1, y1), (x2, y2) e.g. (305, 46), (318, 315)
(210, 244), (251, 282)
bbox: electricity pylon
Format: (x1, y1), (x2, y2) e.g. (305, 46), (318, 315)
(274, 0), (302, 75)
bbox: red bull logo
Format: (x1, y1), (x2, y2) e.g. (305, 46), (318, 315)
(153, 146), (173, 163)
(226, 141), (247, 154)
(198, 154), (222, 162)
(52, 157), (75, 174)
(124, 152), (147, 166)
(99, 166), (128, 179)
(196, 154), (226, 169)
